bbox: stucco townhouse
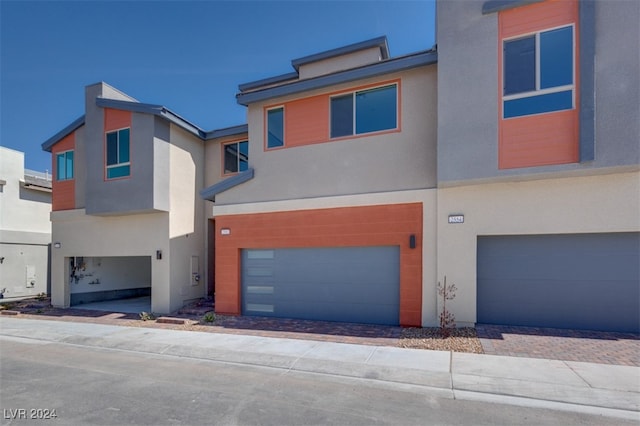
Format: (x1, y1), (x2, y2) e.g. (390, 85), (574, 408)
(41, 0), (639, 332)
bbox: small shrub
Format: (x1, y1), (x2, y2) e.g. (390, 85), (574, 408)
(437, 276), (457, 338)
(139, 311), (156, 321)
(202, 312), (215, 323)
(36, 293), (47, 301)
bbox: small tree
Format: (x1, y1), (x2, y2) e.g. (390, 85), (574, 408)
(437, 276), (457, 338)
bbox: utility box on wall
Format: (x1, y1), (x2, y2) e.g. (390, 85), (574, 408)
(25, 265), (36, 288)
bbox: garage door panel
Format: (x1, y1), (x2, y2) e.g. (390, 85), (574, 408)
(242, 246), (400, 325)
(477, 233), (640, 332)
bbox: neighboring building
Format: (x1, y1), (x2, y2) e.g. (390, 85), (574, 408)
(41, 0), (639, 331)
(435, 0), (639, 332)
(0, 146), (52, 299)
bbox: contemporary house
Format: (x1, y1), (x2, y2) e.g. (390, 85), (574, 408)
(41, 0), (639, 331)
(435, 0), (639, 332)
(0, 147), (52, 299)
(41, 83), (247, 313)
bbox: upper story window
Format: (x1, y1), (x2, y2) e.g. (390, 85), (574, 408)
(223, 140), (249, 175)
(503, 25), (574, 118)
(56, 150), (74, 181)
(267, 107), (284, 149)
(106, 128), (130, 179)
(330, 84), (397, 138)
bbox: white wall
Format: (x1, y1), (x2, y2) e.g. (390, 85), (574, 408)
(0, 147), (51, 298)
(49, 209), (170, 312)
(436, 171), (640, 326)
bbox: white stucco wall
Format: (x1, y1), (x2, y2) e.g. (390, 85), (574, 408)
(49, 209), (170, 312)
(168, 125), (206, 311)
(0, 147), (51, 298)
(436, 171), (640, 326)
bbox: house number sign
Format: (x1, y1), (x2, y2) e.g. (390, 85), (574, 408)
(448, 215), (464, 224)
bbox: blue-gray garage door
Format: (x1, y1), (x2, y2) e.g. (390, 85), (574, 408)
(477, 233), (640, 332)
(242, 246), (400, 325)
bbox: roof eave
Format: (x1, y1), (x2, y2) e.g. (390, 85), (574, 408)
(482, 0), (544, 14)
(204, 124), (249, 140)
(291, 36), (390, 71)
(96, 98), (206, 139)
(41, 115), (86, 152)
(236, 50), (437, 106)
(200, 168), (255, 201)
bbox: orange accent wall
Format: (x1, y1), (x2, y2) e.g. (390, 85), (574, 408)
(265, 79), (401, 151)
(284, 95), (329, 148)
(104, 108), (131, 132)
(214, 203), (423, 326)
(51, 132), (75, 211)
(498, 0), (579, 169)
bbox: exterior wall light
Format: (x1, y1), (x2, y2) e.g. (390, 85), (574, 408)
(53, 242), (62, 248)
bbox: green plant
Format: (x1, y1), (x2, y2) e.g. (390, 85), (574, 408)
(139, 311), (156, 321)
(35, 293), (47, 301)
(437, 276), (457, 338)
(202, 312), (215, 323)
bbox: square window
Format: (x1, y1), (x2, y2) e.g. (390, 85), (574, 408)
(267, 108), (284, 148)
(105, 128), (131, 179)
(355, 85), (397, 134)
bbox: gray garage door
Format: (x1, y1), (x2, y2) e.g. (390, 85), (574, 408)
(242, 246), (400, 325)
(477, 233), (640, 332)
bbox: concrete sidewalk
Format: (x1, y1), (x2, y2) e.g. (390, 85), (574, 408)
(1, 316), (638, 420)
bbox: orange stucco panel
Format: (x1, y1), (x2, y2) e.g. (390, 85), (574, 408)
(214, 203), (423, 326)
(498, 0), (580, 169)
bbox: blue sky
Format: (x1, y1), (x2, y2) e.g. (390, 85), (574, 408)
(1, 0), (436, 172)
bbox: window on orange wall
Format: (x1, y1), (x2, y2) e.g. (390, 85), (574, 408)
(330, 84), (397, 138)
(223, 141), (248, 175)
(56, 150), (74, 180)
(503, 25), (574, 118)
(106, 128), (130, 179)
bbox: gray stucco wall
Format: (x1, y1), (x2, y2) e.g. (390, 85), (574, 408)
(83, 83), (168, 215)
(216, 67), (437, 205)
(436, 0), (640, 185)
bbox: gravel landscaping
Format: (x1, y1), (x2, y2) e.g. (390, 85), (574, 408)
(1, 297), (484, 354)
(400, 327), (484, 353)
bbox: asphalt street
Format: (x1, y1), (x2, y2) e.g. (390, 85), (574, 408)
(1, 336), (635, 426)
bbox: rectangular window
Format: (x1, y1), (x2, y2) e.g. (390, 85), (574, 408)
(56, 150), (74, 181)
(223, 140), (249, 175)
(330, 84), (397, 138)
(267, 107), (284, 148)
(503, 25), (574, 118)
(106, 128), (130, 179)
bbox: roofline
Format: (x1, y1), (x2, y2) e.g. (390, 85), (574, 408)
(205, 124), (248, 140)
(291, 36), (389, 71)
(482, 0), (544, 14)
(238, 72), (299, 93)
(200, 168), (254, 201)
(236, 49), (437, 106)
(41, 115), (85, 152)
(96, 98), (206, 139)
